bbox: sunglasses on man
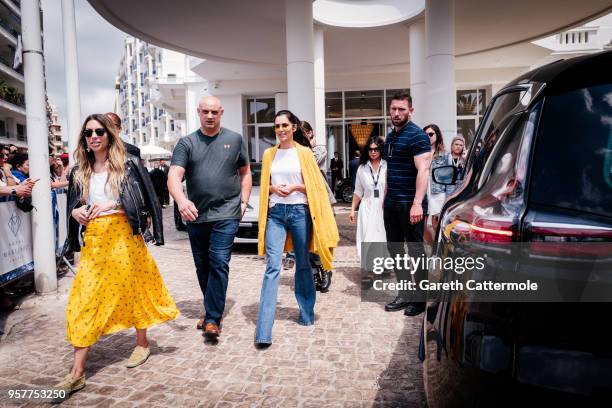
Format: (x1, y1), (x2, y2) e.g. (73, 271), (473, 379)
(82, 128), (106, 138)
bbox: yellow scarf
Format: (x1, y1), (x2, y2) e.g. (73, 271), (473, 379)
(258, 143), (339, 270)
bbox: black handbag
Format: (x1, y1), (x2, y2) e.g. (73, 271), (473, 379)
(15, 197), (34, 212)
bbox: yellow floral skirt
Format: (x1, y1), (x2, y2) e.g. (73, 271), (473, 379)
(66, 213), (179, 347)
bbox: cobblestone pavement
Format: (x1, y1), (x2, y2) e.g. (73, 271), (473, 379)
(0, 205), (425, 407)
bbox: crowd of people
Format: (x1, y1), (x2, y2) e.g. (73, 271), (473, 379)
(1, 90), (466, 401)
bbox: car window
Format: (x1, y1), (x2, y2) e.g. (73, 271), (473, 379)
(460, 90), (527, 194)
(530, 84), (612, 218)
(474, 109), (537, 217)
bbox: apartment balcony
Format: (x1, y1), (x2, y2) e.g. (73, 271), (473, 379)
(0, 1), (20, 43)
(0, 52), (23, 82)
(0, 84), (25, 116)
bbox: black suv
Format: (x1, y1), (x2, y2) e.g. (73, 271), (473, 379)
(421, 50), (612, 407)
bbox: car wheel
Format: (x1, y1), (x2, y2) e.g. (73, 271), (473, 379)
(341, 184), (353, 203)
(174, 203), (187, 231)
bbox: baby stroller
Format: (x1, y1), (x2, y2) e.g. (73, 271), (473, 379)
(282, 252), (332, 293)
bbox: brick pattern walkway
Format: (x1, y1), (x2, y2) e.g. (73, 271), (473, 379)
(0, 207), (425, 407)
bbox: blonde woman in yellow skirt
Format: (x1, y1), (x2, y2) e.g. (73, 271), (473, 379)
(54, 114), (179, 400)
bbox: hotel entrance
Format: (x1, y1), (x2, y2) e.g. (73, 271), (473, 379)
(324, 89), (406, 177)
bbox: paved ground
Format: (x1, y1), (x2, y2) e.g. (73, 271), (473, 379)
(0, 205), (425, 407)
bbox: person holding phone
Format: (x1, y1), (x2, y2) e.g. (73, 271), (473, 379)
(53, 114), (179, 401)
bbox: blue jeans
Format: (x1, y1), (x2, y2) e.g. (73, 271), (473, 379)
(255, 204), (315, 343)
(187, 219), (239, 325)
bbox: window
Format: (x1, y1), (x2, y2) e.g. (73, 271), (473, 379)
(457, 89), (487, 149)
(325, 92), (343, 119)
(170, 120), (175, 131)
(245, 97), (276, 162)
(16, 124), (25, 141)
(154, 127), (159, 140)
(465, 89), (525, 178)
(344, 90), (383, 118)
(0, 120), (6, 137)
(531, 84), (612, 217)
(246, 98), (275, 124)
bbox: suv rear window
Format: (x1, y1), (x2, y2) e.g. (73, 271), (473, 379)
(530, 84), (612, 217)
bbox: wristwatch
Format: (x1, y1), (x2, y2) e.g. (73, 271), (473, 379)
(10, 188), (16, 197)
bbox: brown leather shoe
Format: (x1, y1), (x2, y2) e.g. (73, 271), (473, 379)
(204, 322), (221, 339)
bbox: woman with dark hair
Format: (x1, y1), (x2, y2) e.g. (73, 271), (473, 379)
(53, 113), (179, 400)
(424, 123), (449, 219)
(349, 136), (387, 258)
(255, 110), (338, 346)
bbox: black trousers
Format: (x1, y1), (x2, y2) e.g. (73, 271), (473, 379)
(331, 172), (341, 190)
(383, 201), (427, 302)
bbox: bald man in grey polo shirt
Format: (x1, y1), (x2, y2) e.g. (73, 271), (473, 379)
(168, 96), (252, 340)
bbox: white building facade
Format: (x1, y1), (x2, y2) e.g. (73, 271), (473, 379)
(94, 0), (612, 174)
(0, 0), (27, 149)
(49, 103), (62, 153)
(115, 37), (185, 152)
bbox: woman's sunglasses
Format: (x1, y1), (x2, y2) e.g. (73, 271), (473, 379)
(273, 123), (292, 133)
(426, 131), (436, 137)
(83, 128), (106, 138)
(368, 147), (380, 152)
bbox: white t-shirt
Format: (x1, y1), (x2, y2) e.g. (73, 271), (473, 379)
(88, 172), (120, 216)
(269, 147), (307, 206)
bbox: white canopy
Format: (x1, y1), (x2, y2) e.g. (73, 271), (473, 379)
(138, 144), (172, 157)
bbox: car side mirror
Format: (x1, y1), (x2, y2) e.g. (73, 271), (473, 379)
(432, 165), (457, 185)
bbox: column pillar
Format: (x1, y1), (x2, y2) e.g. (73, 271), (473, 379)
(285, 0), (315, 126)
(184, 81), (209, 134)
(61, 0), (81, 163)
(409, 20), (426, 126)
(425, 0), (456, 146)
(274, 92), (288, 112)
(314, 26), (326, 150)
(22, 0), (57, 293)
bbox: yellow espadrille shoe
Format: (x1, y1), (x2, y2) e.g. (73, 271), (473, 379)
(51, 373), (86, 403)
(126, 346), (151, 368)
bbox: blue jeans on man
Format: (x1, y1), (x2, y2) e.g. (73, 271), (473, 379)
(187, 219), (239, 326)
(256, 204), (315, 344)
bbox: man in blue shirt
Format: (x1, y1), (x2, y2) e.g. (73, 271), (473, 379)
(383, 92), (432, 316)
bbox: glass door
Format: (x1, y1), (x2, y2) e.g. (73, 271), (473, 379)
(326, 122), (344, 178)
(345, 119), (385, 163)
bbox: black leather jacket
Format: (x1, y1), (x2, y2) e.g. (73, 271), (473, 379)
(65, 155), (164, 253)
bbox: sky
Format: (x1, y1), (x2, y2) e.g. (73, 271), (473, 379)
(41, 0), (127, 140)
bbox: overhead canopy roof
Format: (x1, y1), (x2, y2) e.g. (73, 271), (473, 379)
(89, 0), (612, 68)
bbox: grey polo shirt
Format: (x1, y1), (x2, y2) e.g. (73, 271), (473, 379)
(171, 127), (248, 223)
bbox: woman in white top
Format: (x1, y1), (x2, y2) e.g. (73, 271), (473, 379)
(349, 136), (387, 258)
(255, 110), (338, 346)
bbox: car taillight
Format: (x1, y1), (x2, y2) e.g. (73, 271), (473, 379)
(446, 218), (515, 243)
(470, 218), (514, 243)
